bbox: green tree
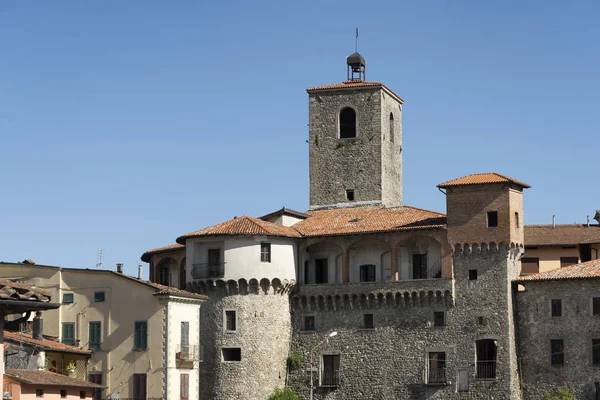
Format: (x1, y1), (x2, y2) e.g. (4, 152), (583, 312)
(267, 387), (299, 400)
(544, 387), (576, 400)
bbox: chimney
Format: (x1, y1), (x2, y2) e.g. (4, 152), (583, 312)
(595, 210), (600, 224)
(116, 262), (123, 273)
(588, 215), (590, 227)
(32, 311), (43, 340)
(552, 215), (556, 228)
(138, 263), (143, 279)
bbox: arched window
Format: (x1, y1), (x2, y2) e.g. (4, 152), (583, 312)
(339, 108), (356, 139)
(389, 113), (394, 142)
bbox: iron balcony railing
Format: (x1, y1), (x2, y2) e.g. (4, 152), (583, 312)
(320, 370), (340, 387)
(192, 262), (225, 279)
(175, 344), (200, 361)
(476, 360), (497, 379)
(427, 367), (446, 384)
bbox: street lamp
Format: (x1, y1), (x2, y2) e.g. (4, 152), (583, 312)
(309, 332), (337, 400)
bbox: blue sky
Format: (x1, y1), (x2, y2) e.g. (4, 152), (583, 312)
(1, 1), (599, 278)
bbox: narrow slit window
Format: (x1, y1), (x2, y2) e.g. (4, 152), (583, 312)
(389, 113), (394, 142)
(551, 299), (562, 317)
(515, 212), (520, 228)
(551, 339), (564, 365)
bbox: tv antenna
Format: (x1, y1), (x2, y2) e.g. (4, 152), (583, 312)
(96, 249), (104, 268)
(355, 27), (359, 53)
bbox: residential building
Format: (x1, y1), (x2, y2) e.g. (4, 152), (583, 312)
(3, 369), (102, 400)
(0, 264), (206, 400)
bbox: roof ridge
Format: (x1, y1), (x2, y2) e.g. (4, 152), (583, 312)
(403, 205), (446, 217)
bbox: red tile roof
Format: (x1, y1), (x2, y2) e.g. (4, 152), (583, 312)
(517, 259), (600, 282)
(4, 331), (91, 355)
(176, 216), (301, 244)
(292, 206), (446, 237)
(525, 224), (600, 246)
(140, 243), (185, 262)
(112, 272), (207, 300)
(0, 280), (52, 302)
(437, 172), (530, 189)
(5, 369), (103, 388)
(306, 80), (403, 103)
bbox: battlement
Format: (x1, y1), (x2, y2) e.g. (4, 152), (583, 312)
(187, 277), (295, 296)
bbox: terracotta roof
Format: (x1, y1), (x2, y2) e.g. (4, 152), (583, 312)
(306, 80), (403, 103)
(5, 369), (103, 388)
(437, 173), (530, 189)
(0, 280), (51, 302)
(292, 206), (446, 237)
(518, 259), (600, 282)
(140, 243), (185, 262)
(111, 272), (207, 300)
(525, 224), (600, 246)
(177, 216), (301, 244)
(4, 331), (91, 355)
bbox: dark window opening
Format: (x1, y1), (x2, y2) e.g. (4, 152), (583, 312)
(521, 258), (540, 274)
(427, 352), (446, 384)
(346, 189), (355, 201)
(321, 355), (340, 386)
(304, 316), (315, 331)
(159, 266), (170, 286)
(433, 311), (445, 327)
(94, 291), (105, 303)
(413, 254), (427, 279)
(225, 310), (237, 332)
(594, 298), (600, 316)
(551, 299), (562, 317)
(315, 259), (328, 284)
(36, 389), (44, 398)
(363, 314), (374, 329)
(515, 212), (520, 228)
(593, 339), (600, 365)
(60, 390), (67, 399)
(63, 293), (74, 304)
(560, 257), (579, 268)
(360, 264), (376, 282)
(339, 107), (356, 139)
(468, 269), (478, 280)
(222, 347), (242, 362)
(79, 392), (86, 399)
(476, 339), (497, 379)
(551, 339), (564, 365)
(389, 113), (394, 142)
(88, 373), (102, 400)
(487, 211), (498, 228)
(260, 243), (271, 263)
(133, 373), (147, 400)
(304, 261), (309, 284)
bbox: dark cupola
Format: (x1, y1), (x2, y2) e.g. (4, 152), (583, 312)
(346, 52), (366, 81)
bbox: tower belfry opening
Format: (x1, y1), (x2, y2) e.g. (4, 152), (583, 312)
(346, 52), (366, 81)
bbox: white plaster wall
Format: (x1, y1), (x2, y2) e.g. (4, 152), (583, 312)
(281, 215), (305, 227)
(349, 241), (391, 282)
(303, 243), (342, 284)
(165, 300), (201, 400)
(398, 237), (442, 279)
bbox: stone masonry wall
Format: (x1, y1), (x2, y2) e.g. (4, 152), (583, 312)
(517, 279), (600, 399)
(380, 89), (403, 208)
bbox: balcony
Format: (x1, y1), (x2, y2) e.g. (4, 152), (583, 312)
(320, 370), (340, 387)
(476, 361), (497, 380)
(175, 344), (200, 362)
(192, 263), (225, 279)
(427, 367), (446, 385)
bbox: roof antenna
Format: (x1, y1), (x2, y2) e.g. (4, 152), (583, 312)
(355, 27), (359, 53)
(96, 249), (104, 268)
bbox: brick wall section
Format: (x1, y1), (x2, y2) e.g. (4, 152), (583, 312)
(308, 86), (403, 209)
(517, 279), (600, 399)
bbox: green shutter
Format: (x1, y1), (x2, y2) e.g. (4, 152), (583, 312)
(62, 323), (75, 345)
(134, 321), (148, 349)
(89, 322), (101, 349)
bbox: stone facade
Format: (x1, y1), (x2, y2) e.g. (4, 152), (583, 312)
(308, 86), (403, 209)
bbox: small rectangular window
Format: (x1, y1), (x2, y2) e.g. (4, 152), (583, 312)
(36, 389), (44, 398)
(360, 265), (376, 282)
(222, 347), (242, 362)
(551, 299), (562, 317)
(551, 339), (564, 365)
(593, 298), (600, 316)
(79, 391), (86, 399)
(63, 293), (74, 304)
(515, 212), (520, 228)
(134, 321), (148, 350)
(260, 243), (271, 263)
(593, 339), (600, 365)
(427, 352), (446, 384)
(346, 189), (355, 201)
(433, 311), (446, 327)
(363, 314), (374, 329)
(469, 269), (478, 280)
(560, 257), (579, 268)
(487, 211), (498, 228)
(225, 310), (237, 332)
(315, 259), (328, 284)
(303, 316), (315, 331)
(94, 291), (105, 302)
(60, 390), (67, 399)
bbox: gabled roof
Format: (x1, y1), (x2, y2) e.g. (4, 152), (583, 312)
(292, 206), (446, 237)
(525, 224), (600, 246)
(141, 243), (185, 262)
(176, 216), (301, 244)
(5, 369), (103, 388)
(258, 207), (310, 222)
(4, 331), (92, 355)
(306, 80), (403, 103)
(437, 172), (530, 189)
(518, 259), (600, 282)
(0, 280), (51, 302)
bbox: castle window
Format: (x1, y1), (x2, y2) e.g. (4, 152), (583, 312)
(222, 347), (242, 362)
(551, 339), (564, 365)
(468, 269), (478, 280)
(515, 212), (520, 228)
(360, 265), (376, 282)
(433, 311), (445, 327)
(427, 352), (446, 384)
(303, 315), (315, 331)
(346, 189), (355, 201)
(224, 310), (237, 332)
(315, 259), (328, 284)
(389, 113), (394, 142)
(321, 354), (340, 387)
(260, 243), (271, 263)
(521, 258), (539, 274)
(476, 339), (497, 379)
(487, 211), (498, 227)
(560, 257), (578, 268)
(551, 299), (563, 317)
(413, 254), (427, 279)
(339, 107), (356, 139)
(593, 339), (600, 365)
(592, 297), (600, 315)
(363, 314), (374, 329)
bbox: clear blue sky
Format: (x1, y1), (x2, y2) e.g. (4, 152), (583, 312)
(1, 1), (599, 278)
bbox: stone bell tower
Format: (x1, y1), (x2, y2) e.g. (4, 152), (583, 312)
(307, 52), (404, 210)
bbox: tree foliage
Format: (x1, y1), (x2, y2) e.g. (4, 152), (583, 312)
(544, 387), (576, 400)
(267, 387), (299, 400)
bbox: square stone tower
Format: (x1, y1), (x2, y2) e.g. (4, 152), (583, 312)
(307, 53), (404, 210)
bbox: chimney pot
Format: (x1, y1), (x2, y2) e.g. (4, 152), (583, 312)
(116, 262), (123, 273)
(32, 311), (43, 340)
(138, 263), (143, 279)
